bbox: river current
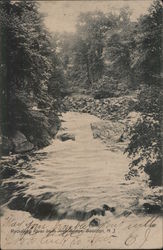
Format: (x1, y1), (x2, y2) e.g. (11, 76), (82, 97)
(3, 112), (150, 218)
(1, 112), (163, 249)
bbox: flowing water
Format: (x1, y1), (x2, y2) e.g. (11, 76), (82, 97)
(2, 112), (148, 219)
(1, 112), (163, 249)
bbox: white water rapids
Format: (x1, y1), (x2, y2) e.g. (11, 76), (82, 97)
(11, 112), (145, 215)
(1, 112), (162, 249)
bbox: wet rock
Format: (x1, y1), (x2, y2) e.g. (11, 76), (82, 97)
(102, 204), (115, 213)
(49, 126), (58, 137)
(103, 204), (110, 211)
(90, 208), (105, 216)
(12, 131), (34, 153)
(35, 201), (54, 218)
(23, 197), (36, 212)
(143, 203), (161, 214)
(21, 154), (31, 162)
(73, 210), (90, 220)
(8, 193), (58, 219)
(57, 133), (75, 142)
(91, 121), (125, 151)
(8, 195), (29, 210)
(0, 166), (18, 179)
(37, 192), (54, 201)
(89, 218), (100, 227)
(15, 140), (34, 154)
(110, 207), (116, 213)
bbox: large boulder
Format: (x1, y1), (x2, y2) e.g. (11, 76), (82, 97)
(12, 131), (34, 153)
(90, 121), (125, 151)
(57, 132), (75, 142)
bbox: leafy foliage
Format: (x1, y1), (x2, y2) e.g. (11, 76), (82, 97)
(132, 0), (162, 85)
(57, 7), (137, 96)
(124, 0), (162, 186)
(0, 0), (63, 149)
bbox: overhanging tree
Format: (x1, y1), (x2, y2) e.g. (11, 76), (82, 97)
(125, 0), (162, 186)
(0, 0), (63, 151)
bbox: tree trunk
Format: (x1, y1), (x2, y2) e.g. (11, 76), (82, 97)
(86, 56), (92, 85)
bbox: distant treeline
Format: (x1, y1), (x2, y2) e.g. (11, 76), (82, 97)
(55, 1), (161, 98)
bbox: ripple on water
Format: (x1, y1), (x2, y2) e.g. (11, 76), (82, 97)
(2, 112), (155, 220)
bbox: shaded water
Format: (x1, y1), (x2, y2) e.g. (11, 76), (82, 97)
(2, 112), (148, 219)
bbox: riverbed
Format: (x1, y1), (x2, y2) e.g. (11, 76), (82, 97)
(1, 112), (162, 249)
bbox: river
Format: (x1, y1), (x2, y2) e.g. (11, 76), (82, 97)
(1, 112), (162, 249)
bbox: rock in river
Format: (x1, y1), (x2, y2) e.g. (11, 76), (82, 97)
(89, 218), (100, 227)
(57, 132), (75, 142)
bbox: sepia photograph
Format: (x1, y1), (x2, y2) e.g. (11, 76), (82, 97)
(0, 0), (162, 249)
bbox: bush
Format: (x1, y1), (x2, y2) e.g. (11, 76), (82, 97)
(125, 86), (162, 186)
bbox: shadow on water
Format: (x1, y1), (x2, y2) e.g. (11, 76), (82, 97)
(0, 151), (48, 207)
(7, 191), (117, 221)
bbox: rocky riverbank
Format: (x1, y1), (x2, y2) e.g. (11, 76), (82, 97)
(1, 93), (136, 155)
(1, 107), (60, 155)
(61, 94), (137, 152)
(91, 120), (126, 152)
(1, 95), (162, 221)
(1, 112), (162, 219)
(0, 112), (162, 250)
(61, 94), (137, 121)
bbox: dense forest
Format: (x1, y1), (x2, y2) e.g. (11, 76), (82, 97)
(0, 0), (162, 188)
(0, 0), (64, 153)
(54, 0), (163, 187)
